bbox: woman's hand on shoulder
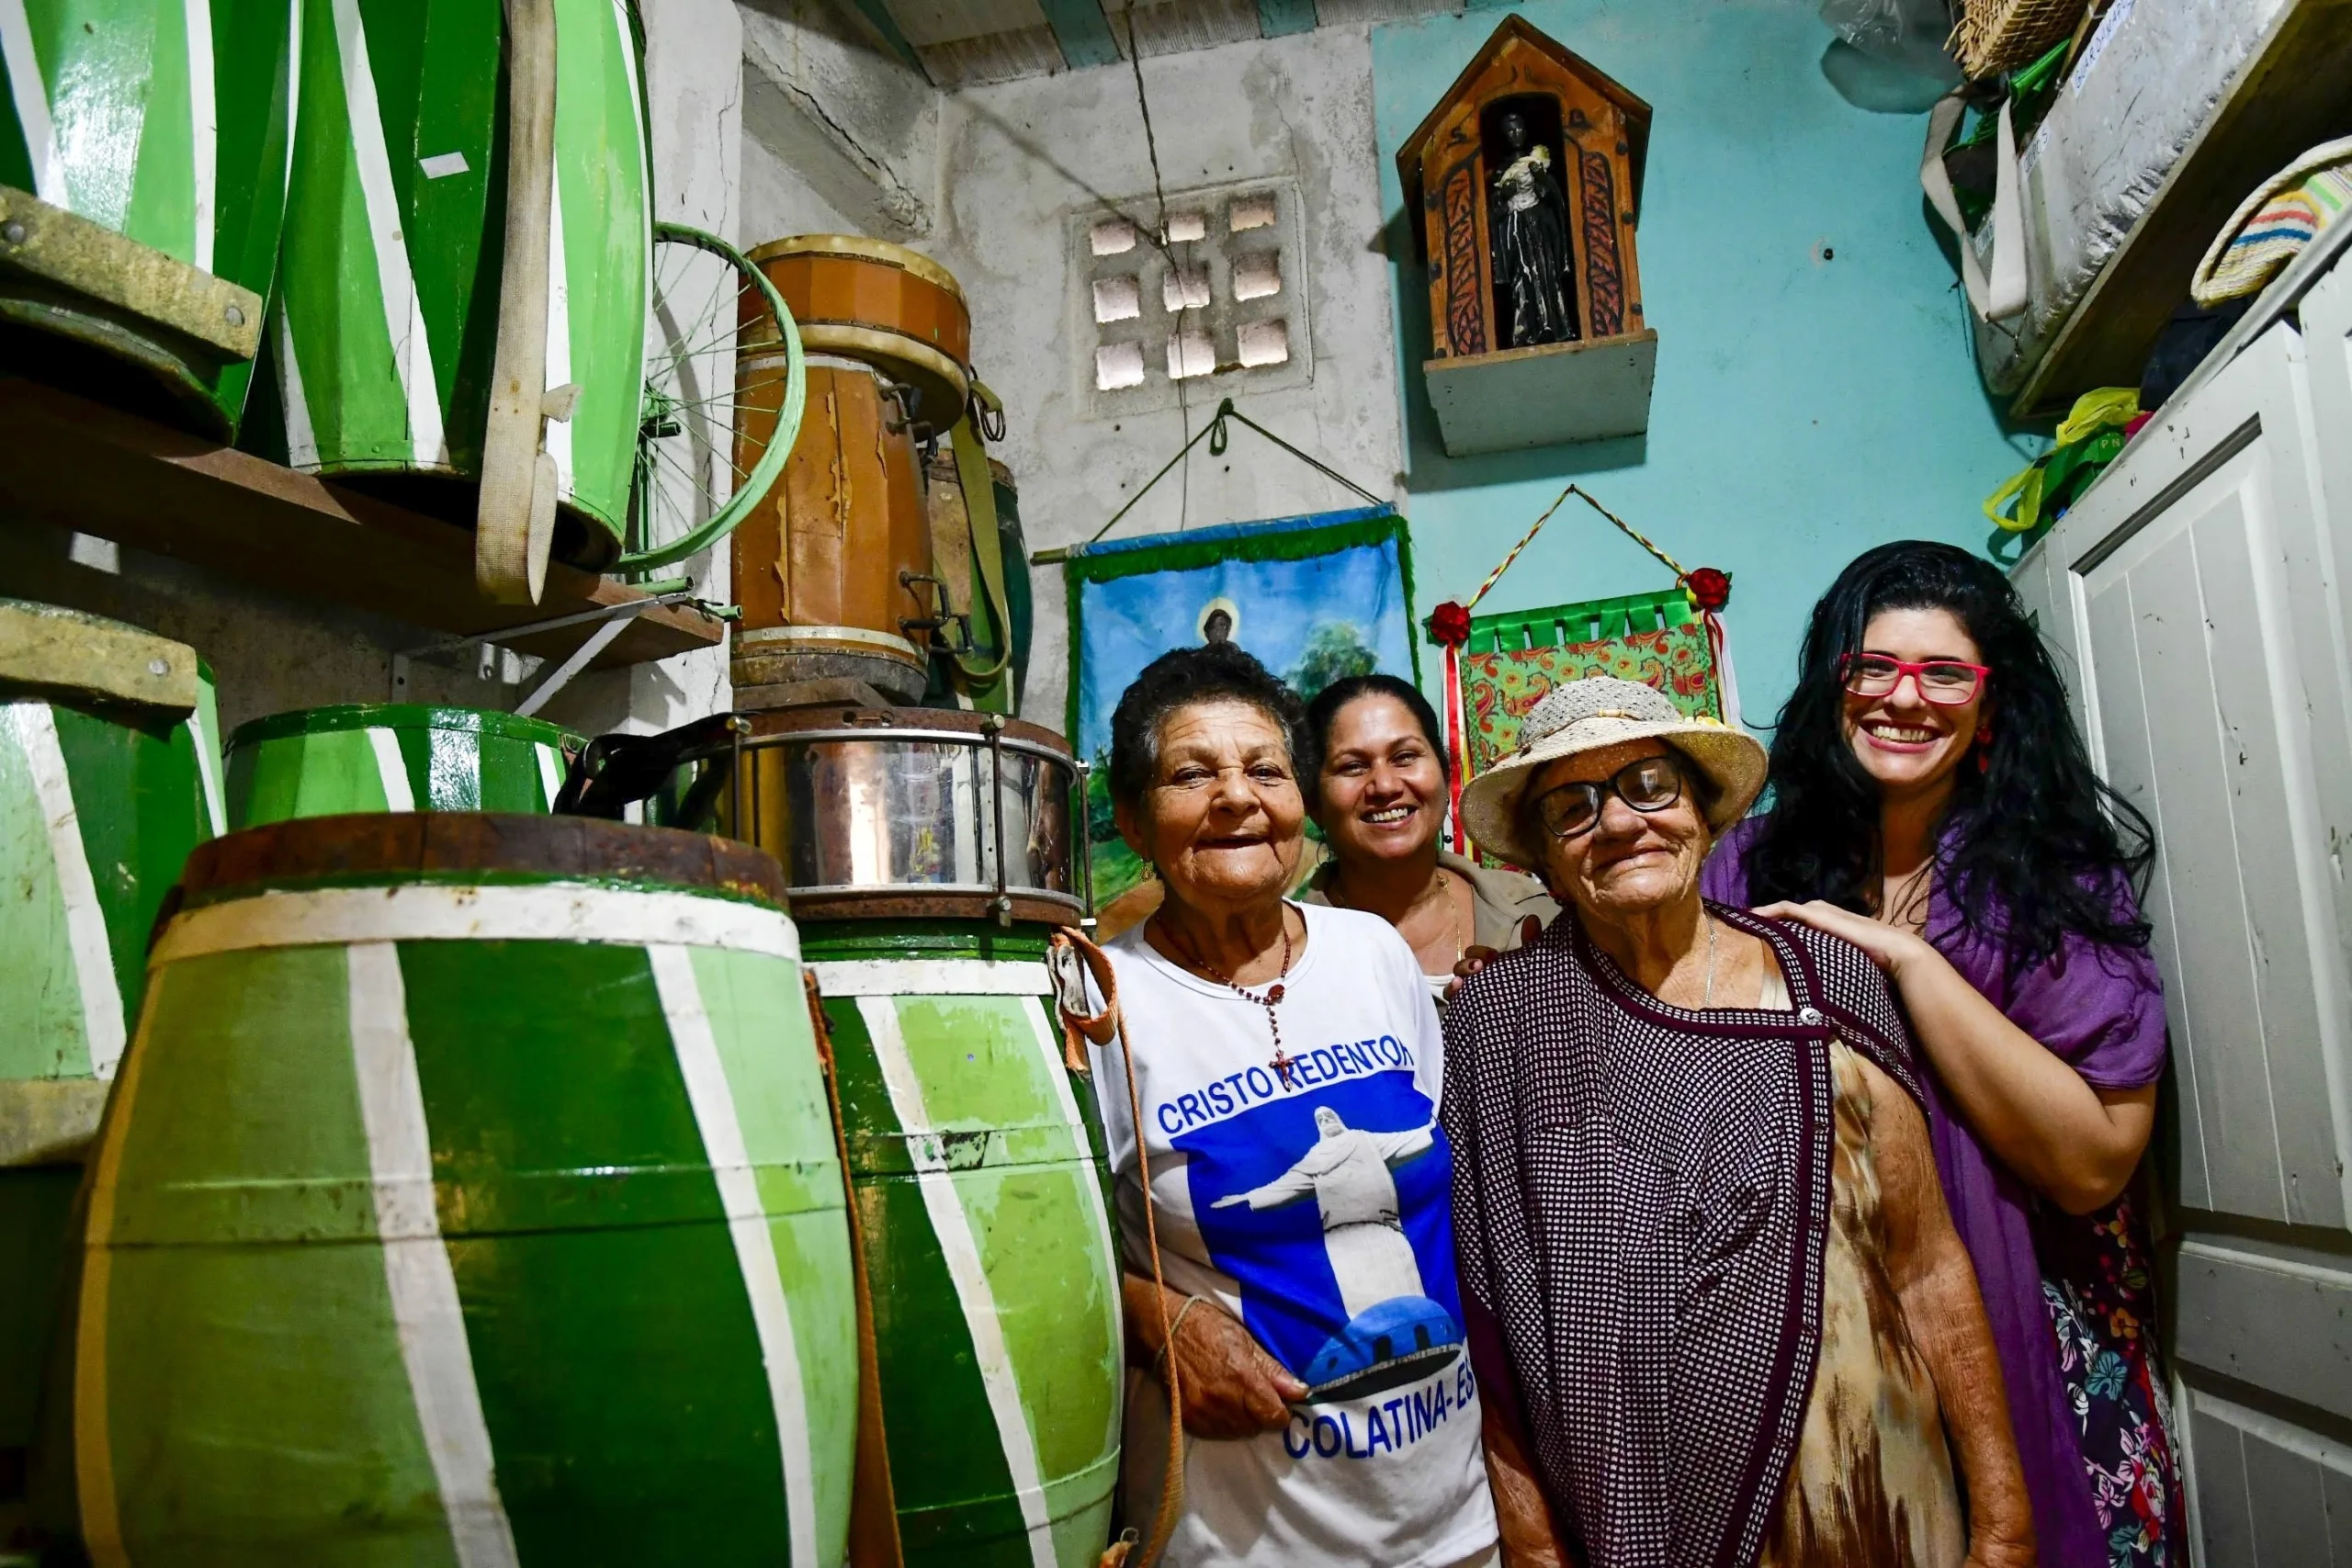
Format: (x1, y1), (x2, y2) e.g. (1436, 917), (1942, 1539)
(1752, 899), (1934, 979)
(1445, 916), (1544, 998)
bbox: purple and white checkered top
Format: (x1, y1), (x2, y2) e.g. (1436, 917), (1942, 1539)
(1442, 905), (1926, 1568)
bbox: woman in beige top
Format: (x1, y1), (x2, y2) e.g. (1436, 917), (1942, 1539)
(1298, 675), (1555, 996)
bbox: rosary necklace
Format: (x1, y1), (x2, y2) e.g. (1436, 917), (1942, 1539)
(1159, 908), (1297, 1084)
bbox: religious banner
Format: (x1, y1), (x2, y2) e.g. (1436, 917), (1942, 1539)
(1063, 506), (1418, 922)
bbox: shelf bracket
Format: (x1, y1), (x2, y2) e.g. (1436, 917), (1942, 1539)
(390, 583), (707, 712)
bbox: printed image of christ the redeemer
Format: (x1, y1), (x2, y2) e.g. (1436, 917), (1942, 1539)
(1212, 1105), (1435, 1321)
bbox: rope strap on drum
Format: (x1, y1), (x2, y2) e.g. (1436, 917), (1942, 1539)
(1051, 928), (1187, 1568)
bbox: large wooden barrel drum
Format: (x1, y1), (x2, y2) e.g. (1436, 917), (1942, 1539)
(746, 236), (970, 434)
(660, 707), (1119, 1563)
(0, 601), (220, 1495)
(243, 0), (650, 570)
(730, 356), (934, 704)
(0, 0), (299, 437)
(51, 814), (858, 1563)
(225, 704), (575, 828)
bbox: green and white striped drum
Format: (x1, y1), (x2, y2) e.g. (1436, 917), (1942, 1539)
(224, 703), (573, 828)
(807, 920), (1121, 1567)
(62, 813), (856, 1563)
(0, 0), (299, 437)
(0, 601), (220, 1482)
(245, 0), (650, 569)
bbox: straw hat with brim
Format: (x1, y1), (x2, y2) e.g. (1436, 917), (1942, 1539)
(1458, 676), (1768, 870)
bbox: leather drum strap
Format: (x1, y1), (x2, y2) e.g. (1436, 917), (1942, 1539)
(949, 387), (1012, 685)
(1051, 930), (1185, 1568)
(803, 972), (909, 1568)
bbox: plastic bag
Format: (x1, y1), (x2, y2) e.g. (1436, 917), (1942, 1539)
(1822, 0), (1961, 82)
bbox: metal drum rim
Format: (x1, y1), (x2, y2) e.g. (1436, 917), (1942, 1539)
(786, 322), (968, 411)
(227, 703), (581, 750)
(729, 728), (1077, 773)
(179, 812), (788, 908)
(743, 233), (967, 303)
(732, 625), (926, 660)
(730, 704), (1074, 755)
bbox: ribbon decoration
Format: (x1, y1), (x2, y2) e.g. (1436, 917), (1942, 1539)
(1426, 485), (1738, 858)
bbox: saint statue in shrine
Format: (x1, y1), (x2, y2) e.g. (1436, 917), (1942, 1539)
(1487, 110), (1577, 348)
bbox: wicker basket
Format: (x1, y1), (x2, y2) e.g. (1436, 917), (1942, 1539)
(1951, 0), (2088, 79)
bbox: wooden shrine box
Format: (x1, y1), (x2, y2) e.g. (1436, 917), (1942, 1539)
(1398, 16), (1657, 457)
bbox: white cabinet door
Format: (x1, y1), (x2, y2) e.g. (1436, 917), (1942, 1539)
(2054, 320), (2352, 1562)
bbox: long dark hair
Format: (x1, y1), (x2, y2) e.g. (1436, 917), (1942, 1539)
(1744, 540), (2154, 970)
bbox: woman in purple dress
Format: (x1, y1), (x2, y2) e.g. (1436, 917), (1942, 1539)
(1703, 540), (2184, 1568)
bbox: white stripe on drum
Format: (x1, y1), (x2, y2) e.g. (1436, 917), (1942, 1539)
(807, 959), (1050, 998)
(276, 303), (320, 468)
(346, 942), (520, 1568)
(189, 689), (227, 838)
(368, 727), (416, 811)
(650, 945), (820, 1568)
(280, 0), (300, 203)
(5, 705), (127, 1077)
(536, 744), (564, 809)
(185, 0), (216, 270)
(542, 154), (573, 499)
(0, 1), (61, 206)
(1018, 1000), (1125, 1456)
(328, 0), (447, 464)
(856, 996), (1058, 1568)
(153, 882), (801, 966)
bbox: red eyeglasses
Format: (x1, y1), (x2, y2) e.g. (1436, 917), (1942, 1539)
(1838, 652), (1992, 705)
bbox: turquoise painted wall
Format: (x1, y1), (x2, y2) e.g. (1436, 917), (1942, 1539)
(1372, 1), (2030, 735)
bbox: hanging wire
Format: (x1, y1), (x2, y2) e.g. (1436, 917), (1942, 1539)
(1064, 397), (1388, 556)
(1120, 2), (1199, 525)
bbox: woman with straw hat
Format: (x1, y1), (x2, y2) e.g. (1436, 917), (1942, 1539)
(1442, 676), (2032, 1568)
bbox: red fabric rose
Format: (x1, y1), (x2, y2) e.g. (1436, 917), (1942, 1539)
(1428, 601), (1473, 646)
(1683, 568), (1732, 612)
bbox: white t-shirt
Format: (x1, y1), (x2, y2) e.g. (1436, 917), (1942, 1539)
(1087, 901), (1498, 1568)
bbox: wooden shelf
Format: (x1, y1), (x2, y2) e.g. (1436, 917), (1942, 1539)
(2012, 0), (2352, 420)
(0, 378), (723, 669)
(1424, 329), (1658, 456)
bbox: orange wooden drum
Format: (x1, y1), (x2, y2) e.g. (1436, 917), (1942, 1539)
(743, 235), (972, 433)
(729, 355), (935, 703)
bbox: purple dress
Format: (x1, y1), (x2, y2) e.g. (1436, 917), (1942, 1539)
(1705, 820), (2186, 1568)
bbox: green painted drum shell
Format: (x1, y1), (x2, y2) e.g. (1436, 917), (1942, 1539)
(0, 0), (301, 438)
(61, 829), (856, 1562)
(224, 704), (579, 829)
(2, 691), (217, 1083)
(245, 0), (651, 561)
(808, 928), (1121, 1567)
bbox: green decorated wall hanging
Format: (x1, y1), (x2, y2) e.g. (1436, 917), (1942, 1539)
(1426, 484), (1736, 862)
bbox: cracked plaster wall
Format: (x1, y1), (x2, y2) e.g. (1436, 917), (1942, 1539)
(924, 27), (1407, 732)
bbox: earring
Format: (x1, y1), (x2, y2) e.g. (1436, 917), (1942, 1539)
(1973, 724), (1993, 774)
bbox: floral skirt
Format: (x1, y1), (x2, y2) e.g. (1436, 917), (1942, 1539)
(2038, 1190), (2188, 1568)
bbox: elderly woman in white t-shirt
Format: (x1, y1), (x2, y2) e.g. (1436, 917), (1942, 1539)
(1078, 642), (1518, 1568)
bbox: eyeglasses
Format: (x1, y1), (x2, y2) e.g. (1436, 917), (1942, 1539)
(1532, 755), (1687, 840)
(1838, 653), (1991, 705)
